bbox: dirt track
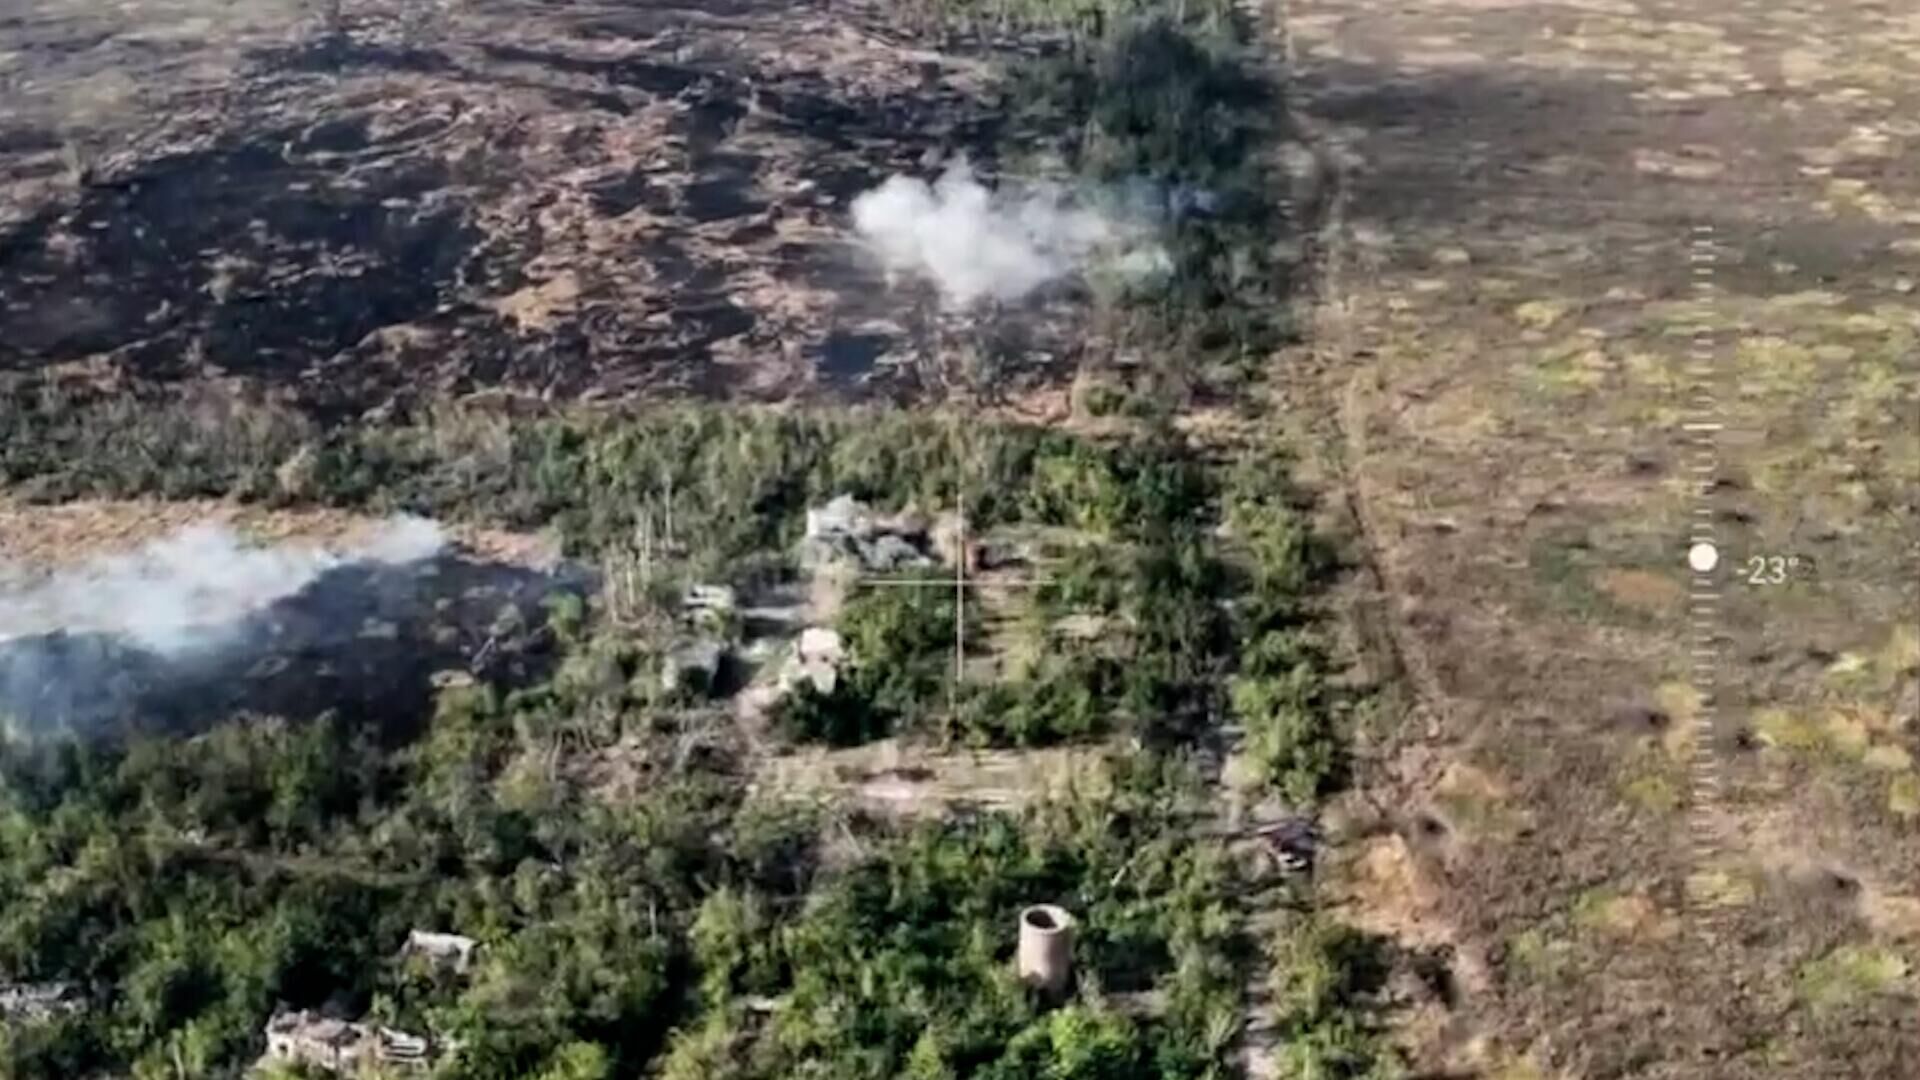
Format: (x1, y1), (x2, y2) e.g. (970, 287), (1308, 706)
(1282, 0), (1920, 1074)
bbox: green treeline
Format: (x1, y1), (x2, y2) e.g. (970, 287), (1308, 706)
(0, 407), (1394, 1079)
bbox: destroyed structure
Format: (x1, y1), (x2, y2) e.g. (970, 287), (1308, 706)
(262, 1009), (432, 1075)
(0, 981), (83, 1022)
(400, 930), (481, 976)
(662, 584), (739, 698)
(800, 495), (937, 574)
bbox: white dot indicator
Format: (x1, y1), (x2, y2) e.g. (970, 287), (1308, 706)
(1687, 542), (1719, 573)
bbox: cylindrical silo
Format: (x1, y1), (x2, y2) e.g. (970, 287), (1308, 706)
(1016, 904), (1075, 995)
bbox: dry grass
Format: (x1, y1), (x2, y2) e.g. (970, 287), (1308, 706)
(1287, 0), (1920, 1072)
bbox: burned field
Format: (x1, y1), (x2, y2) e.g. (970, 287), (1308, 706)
(1, 549), (575, 740)
(0, 135), (475, 390)
(0, 0), (1274, 412)
(0, 0), (988, 404)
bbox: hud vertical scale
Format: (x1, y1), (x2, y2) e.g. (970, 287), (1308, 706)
(1684, 222), (1725, 911)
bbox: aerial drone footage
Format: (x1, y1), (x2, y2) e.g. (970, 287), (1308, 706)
(0, 0), (1915, 1076)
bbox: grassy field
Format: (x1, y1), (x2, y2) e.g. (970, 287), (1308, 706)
(1283, 0), (1920, 1075)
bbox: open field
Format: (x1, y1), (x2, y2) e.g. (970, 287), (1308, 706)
(1280, 0), (1920, 1074)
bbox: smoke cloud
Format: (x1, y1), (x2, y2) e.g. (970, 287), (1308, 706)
(0, 516), (445, 656)
(850, 160), (1170, 307)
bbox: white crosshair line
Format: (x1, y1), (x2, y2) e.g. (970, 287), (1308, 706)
(849, 422), (1053, 730)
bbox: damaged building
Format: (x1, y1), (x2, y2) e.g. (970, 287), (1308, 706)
(261, 1008), (433, 1075)
(399, 929), (482, 976)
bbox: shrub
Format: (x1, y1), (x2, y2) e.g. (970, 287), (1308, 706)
(1020, 435), (1212, 538)
(839, 582), (966, 716)
(688, 758), (1245, 1079)
(1000, 6), (1294, 385)
(984, 1005), (1145, 1079)
(1232, 667), (1344, 805)
(1222, 446), (1346, 802)
(958, 658), (1110, 747)
(773, 680), (892, 747)
(1268, 918), (1403, 1079)
(776, 581), (965, 746)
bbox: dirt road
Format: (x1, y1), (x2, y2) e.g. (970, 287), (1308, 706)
(1281, 0), (1920, 1074)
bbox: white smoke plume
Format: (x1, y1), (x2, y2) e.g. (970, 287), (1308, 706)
(850, 160), (1170, 307)
(0, 516), (445, 655)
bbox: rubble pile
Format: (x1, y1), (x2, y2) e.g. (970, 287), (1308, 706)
(800, 495), (937, 574)
(262, 1008), (434, 1076)
(0, 981), (83, 1023)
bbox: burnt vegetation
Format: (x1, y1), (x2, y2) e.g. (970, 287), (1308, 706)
(0, 0), (1306, 411)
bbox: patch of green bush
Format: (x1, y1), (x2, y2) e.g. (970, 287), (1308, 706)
(1231, 666), (1342, 805)
(0, 634), (1246, 1080)
(958, 657), (1111, 747)
(839, 581), (968, 716)
(3, 671), (738, 1080)
(0, 383), (315, 501)
(664, 754), (1244, 1080)
(776, 579), (966, 746)
(935, 533), (1228, 751)
(1019, 432), (1213, 538)
(1267, 916), (1404, 1079)
(1001, 5), (1295, 386)
(1219, 450), (1348, 803)
(1009, 529), (1231, 746)
(0, 386), (1224, 564)
(772, 681), (894, 748)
